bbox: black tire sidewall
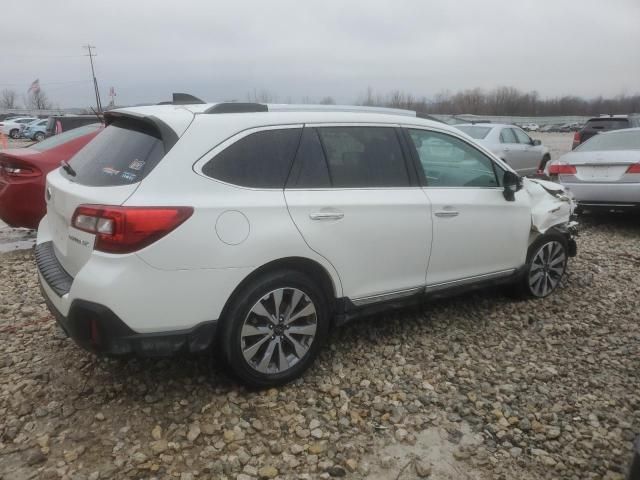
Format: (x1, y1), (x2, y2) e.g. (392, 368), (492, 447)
(220, 270), (330, 388)
(524, 232), (568, 298)
(35, 133), (44, 141)
(10, 129), (19, 139)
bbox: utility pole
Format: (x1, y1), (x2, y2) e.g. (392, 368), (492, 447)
(83, 44), (103, 113)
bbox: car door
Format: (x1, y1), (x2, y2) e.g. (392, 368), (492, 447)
(513, 128), (541, 175)
(498, 128), (523, 171)
(404, 127), (531, 288)
(285, 125), (432, 303)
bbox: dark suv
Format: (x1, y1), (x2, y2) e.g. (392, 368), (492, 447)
(572, 114), (640, 149)
(45, 115), (101, 138)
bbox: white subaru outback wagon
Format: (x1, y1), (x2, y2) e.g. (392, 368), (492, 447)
(36, 98), (577, 387)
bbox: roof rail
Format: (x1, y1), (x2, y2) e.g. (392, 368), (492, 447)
(158, 93), (205, 106)
(204, 103), (418, 117)
(205, 103), (268, 114)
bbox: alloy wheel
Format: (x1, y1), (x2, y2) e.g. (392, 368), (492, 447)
(240, 287), (317, 374)
(528, 241), (566, 297)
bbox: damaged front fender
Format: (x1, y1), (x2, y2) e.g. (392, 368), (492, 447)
(522, 177), (576, 234)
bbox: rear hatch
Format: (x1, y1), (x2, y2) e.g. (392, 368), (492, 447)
(46, 117), (168, 276)
(579, 118), (629, 144)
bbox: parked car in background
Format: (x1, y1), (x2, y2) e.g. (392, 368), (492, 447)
(0, 124), (102, 229)
(522, 123), (540, 132)
(35, 102), (576, 387)
(45, 115), (101, 138)
(0, 117), (38, 139)
(22, 119), (48, 141)
(572, 115), (640, 149)
(546, 128), (640, 211)
(456, 123), (551, 175)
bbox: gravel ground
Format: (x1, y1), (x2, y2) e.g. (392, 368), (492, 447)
(1, 133), (639, 480)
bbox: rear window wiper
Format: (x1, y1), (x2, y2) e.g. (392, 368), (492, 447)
(61, 160), (77, 177)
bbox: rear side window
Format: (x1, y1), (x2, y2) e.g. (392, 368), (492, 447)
(63, 119), (165, 186)
(202, 128), (302, 188)
(317, 127), (409, 188)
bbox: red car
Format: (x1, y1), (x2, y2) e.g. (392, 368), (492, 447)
(0, 124), (102, 229)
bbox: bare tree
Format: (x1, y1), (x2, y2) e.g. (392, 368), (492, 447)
(27, 89), (52, 110)
(0, 89), (18, 109)
(247, 89), (277, 103)
(319, 96), (335, 105)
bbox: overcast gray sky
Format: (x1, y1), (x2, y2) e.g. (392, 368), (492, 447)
(1, 0), (638, 108)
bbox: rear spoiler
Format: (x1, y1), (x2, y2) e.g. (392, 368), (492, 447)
(104, 111), (179, 153)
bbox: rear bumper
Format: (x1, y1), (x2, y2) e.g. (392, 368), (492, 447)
(36, 241), (219, 356)
(561, 181), (640, 206)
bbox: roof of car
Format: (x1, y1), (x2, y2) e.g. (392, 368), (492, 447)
(108, 103), (453, 137)
(457, 123), (513, 128)
(600, 127), (640, 134)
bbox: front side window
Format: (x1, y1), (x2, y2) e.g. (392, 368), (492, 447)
(407, 129), (499, 188)
(513, 128), (532, 144)
(499, 128), (518, 144)
(316, 127), (409, 188)
(202, 128), (302, 188)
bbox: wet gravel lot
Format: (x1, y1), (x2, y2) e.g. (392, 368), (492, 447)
(1, 133), (639, 480)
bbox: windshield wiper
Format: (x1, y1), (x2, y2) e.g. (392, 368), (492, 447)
(61, 160), (76, 177)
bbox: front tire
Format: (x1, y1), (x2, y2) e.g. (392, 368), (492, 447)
(220, 270), (330, 388)
(9, 129), (20, 139)
(515, 233), (568, 299)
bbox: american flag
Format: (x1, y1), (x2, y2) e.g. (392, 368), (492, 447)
(27, 79), (40, 94)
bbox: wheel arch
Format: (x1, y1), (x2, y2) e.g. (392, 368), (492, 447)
(219, 256), (340, 325)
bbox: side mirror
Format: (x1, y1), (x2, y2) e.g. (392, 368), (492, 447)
(532, 139), (542, 146)
(503, 171), (522, 201)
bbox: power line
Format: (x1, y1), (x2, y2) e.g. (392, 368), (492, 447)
(83, 44), (103, 113)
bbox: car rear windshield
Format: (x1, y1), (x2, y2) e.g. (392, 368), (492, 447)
(28, 124), (101, 152)
(585, 118), (629, 130)
(456, 126), (491, 139)
(62, 119), (165, 186)
(576, 130), (640, 152)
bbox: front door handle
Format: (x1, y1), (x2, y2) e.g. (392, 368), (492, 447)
(310, 212), (344, 221)
(434, 210), (459, 218)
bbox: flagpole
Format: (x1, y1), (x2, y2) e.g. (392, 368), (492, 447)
(83, 44), (103, 113)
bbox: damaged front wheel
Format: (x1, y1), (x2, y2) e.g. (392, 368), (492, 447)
(515, 234), (568, 299)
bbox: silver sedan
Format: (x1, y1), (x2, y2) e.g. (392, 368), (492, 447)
(545, 128), (640, 210)
(456, 123), (550, 176)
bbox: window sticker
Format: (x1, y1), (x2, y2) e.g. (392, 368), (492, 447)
(129, 159), (145, 171)
(102, 167), (120, 176)
(121, 171), (137, 182)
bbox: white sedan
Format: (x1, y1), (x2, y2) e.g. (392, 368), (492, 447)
(0, 117), (39, 139)
(456, 123), (550, 176)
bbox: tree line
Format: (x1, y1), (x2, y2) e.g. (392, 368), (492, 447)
(356, 86), (640, 116)
(0, 88), (52, 110)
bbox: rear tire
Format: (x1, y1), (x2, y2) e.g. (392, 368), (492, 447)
(34, 132), (45, 142)
(513, 232), (568, 299)
(220, 270), (330, 388)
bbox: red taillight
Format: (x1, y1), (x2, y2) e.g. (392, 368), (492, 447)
(571, 132), (581, 149)
(71, 205), (194, 254)
(626, 163), (640, 174)
(548, 162), (577, 175)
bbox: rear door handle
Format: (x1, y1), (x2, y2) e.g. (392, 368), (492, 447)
(435, 210), (459, 218)
(309, 212), (344, 221)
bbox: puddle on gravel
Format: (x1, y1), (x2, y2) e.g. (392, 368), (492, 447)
(0, 222), (36, 253)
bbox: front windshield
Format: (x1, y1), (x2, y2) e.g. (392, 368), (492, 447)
(576, 130), (640, 152)
(456, 126), (492, 139)
(28, 124), (101, 151)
